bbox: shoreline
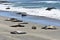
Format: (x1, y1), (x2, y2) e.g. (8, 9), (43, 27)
(1, 14), (60, 27)
(0, 13), (60, 26)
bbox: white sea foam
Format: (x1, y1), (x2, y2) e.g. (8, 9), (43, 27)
(0, 4), (60, 20)
(1, 2), (14, 6)
(32, 1), (60, 3)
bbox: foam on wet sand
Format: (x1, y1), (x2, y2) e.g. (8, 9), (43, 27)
(0, 16), (60, 40)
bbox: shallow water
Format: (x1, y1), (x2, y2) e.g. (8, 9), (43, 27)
(0, 11), (60, 26)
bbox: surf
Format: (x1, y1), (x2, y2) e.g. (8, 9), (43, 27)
(32, 1), (60, 3)
(0, 4), (60, 20)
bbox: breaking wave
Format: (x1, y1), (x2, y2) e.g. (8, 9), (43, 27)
(0, 4), (60, 20)
(32, 1), (60, 3)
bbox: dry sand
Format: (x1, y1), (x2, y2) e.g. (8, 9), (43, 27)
(0, 16), (60, 40)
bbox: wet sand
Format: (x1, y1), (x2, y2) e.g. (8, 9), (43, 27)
(0, 16), (60, 40)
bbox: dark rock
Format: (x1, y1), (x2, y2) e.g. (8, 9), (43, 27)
(21, 14), (27, 16)
(17, 12), (22, 14)
(0, 1), (9, 3)
(46, 7), (56, 11)
(41, 25), (57, 30)
(6, 7), (10, 9)
(20, 12), (27, 17)
(10, 24), (24, 27)
(5, 18), (16, 21)
(10, 31), (26, 34)
(17, 24), (24, 27)
(10, 18), (17, 20)
(32, 26), (36, 29)
(20, 22), (28, 24)
(11, 20), (23, 22)
(6, 18), (23, 22)
(10, 25), (18, 27)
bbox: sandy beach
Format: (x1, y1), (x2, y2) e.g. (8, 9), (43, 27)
(0, 16), (60, 40)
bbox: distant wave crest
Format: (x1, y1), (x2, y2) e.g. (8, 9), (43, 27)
(32, 1), (60, 3)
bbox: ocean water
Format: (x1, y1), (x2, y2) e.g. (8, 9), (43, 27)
(0, 0), (60, 26)
(8, 1), (60, 9)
